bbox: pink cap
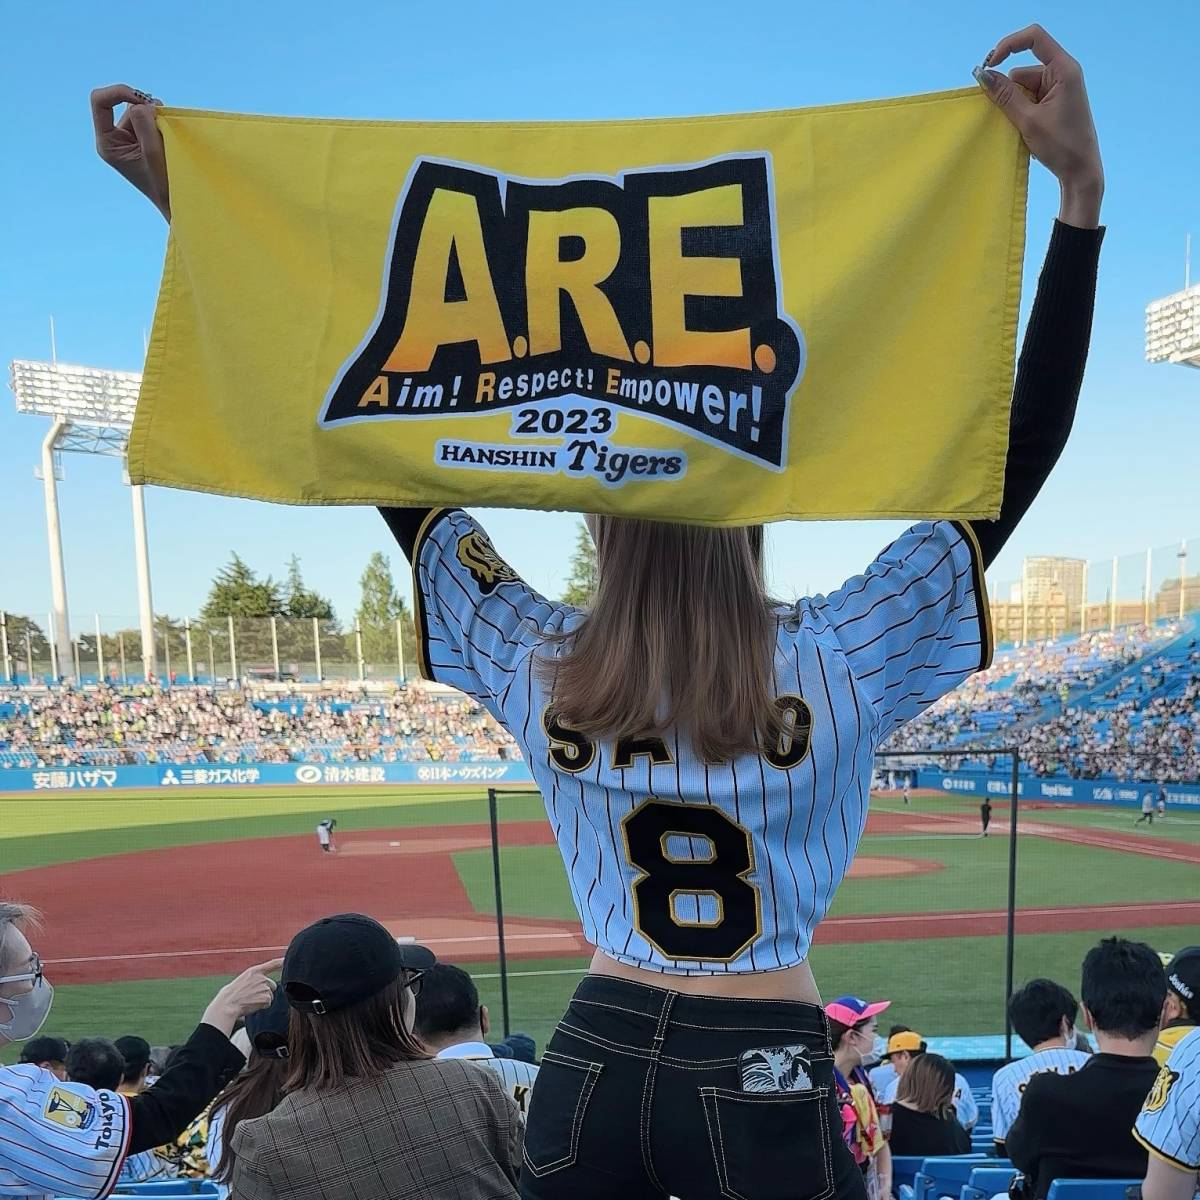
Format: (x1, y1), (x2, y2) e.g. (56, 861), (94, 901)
(824, 995), (892, 1025)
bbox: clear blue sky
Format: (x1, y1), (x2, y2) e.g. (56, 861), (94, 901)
(2, 1), (1197, 628)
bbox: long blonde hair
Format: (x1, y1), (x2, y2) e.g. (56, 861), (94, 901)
(545, 517), (782, 763)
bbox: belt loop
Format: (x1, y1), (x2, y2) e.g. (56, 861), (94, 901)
(651, 988), (677, 1051)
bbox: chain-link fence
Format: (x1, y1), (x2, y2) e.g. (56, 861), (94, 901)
(987, 535), (1199, 645)
(0, 612), (418, 685)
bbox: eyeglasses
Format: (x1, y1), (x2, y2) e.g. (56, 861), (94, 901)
(404, 969), (426, 997)
(0, 953), (43, 987)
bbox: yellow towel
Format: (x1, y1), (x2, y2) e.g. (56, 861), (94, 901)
(130, 89), (1027, 523)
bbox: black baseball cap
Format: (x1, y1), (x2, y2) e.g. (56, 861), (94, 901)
(282, 914), (435, 1015)
(1165, 946), (1200, 1015)
(246, 984), (292, 1058)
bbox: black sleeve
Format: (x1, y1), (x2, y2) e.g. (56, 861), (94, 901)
(379, 506), (442, 562)
(1004, 1075), (1048, 1176)
(126, 1022), (245, 1154)
(969, 220), (1104, 568)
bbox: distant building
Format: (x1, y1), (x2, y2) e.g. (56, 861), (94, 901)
(988, 557), (1086, 643)
(1156, 574), (1200, 620)
(1024, 557), (1085, 619)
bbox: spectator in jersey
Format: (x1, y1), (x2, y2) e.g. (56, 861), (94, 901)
(992, 978), (1092, 1153)
(874, 1029), (978, 1130)
(1155, 946), (1200, 1065)
(1006, 938), (1167, 1199)
(115, 1035), (153, 1095)
(1135, 1029), (1200, 1200)
(229, 914), (522, 1198)
(207, 984), (292, 1199)
(887, 1053), (972, 1157)
(65, 1038), (181, 1187)
(414, 963), (540, 1120)
(18, 1033), (70, 1080)
(0, 900), (280, 1200)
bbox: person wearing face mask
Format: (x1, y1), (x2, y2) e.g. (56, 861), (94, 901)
(991, 978), (1093, 1155)
(0, 901), (281, 1200)
(827, 997), (893, 1200)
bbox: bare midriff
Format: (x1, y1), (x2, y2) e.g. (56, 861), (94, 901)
(589, 949), (823, 1004)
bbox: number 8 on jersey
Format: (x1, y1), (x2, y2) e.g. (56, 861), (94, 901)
(621, 799), (762, 962)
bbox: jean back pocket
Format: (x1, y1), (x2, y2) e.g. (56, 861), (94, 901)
(700, 1085), (834, 1200)
(522, 1050), (603, 1178)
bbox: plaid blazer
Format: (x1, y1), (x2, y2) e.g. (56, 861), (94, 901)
(229, 1057), (522, 1199)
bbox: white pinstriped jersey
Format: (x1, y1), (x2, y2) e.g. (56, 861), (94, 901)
(991, 1047), (1093, 1141)
(1135, 1029), (1200, 1173)
(0, 1064), (130, 1198)
(435, 1042), (539, 1118)
(413, 509), (989, 975)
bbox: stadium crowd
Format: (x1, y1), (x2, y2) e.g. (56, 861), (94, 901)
(882, 621), (1200, 782)
(4, 900), (1198, 1200)
(4, 619), (1197, 781)
(0, 683), (521, 769)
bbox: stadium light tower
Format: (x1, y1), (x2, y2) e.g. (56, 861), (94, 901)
(9, 358), (156, 681)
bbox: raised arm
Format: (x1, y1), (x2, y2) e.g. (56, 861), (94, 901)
(970, 24), (1105, 567)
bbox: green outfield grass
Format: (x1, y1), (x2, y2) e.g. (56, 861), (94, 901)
(0, 787), (544, 872)
(453, 833), (1200, 922)
(2, 785), (1196, 1063)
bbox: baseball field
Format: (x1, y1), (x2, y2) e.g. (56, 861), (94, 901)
(2, 784), (1198, 1062)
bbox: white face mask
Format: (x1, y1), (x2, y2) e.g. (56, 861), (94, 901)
(0, 975), (54, 1043)
(860, 1036), (884, 1068)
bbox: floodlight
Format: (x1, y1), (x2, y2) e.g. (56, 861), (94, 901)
(10, 359), (141, 455)
(9, 358), (155, 680)
(1145, 285), (1200, 368)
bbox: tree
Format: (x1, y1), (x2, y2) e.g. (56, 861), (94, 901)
(201, 554), (283, 619)
(0, 614), (49, 678)
(354, 551), (416, 676)
(199, 554), (284, 667)
(561, 521), (598, 607)
(284, 555), (335, 621)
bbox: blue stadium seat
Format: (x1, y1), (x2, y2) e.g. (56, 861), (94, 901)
(911, 1155), (990, 1200)
(892, 1156), (927, 1193)
(960, 1166), (1018, 1200)
(1044, 1182), (1140, 1200)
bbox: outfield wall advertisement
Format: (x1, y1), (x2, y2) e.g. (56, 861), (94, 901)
(0, 760), (534, 792)
(917, 769), (1200, 807)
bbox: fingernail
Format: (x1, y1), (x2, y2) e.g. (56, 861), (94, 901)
(982, 49), (994, 67)
(973, 66), (998, 90)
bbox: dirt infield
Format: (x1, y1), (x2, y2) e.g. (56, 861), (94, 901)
(9, 801), (1197, 986)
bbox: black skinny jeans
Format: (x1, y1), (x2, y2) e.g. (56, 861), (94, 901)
(520, 975), (866, 1200)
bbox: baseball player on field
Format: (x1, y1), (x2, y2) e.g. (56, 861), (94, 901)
(1134, 1029), (1200, 1200)
(95, 22), (1104, 1200)
(0, 902), (279, 1199)
(316, 817), (337, 853)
